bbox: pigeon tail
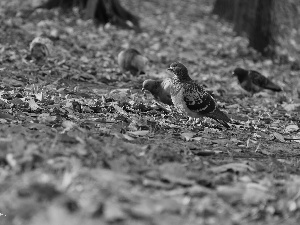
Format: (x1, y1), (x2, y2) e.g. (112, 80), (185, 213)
(207, 108), (231, 129)
(132, 54), (147, 74)
(264, 82), (282, 92)
(118, 48), (147, 76)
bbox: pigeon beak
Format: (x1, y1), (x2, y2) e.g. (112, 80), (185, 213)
(167, 67), (173, 72)
(142, 88), (149, 96)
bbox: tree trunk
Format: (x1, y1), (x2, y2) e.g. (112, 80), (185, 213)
(85, 0), (98, 20)
(233, 0), (257, 36)
(248, 0), (274, 55)
(34, 0), (140, 31)
(212, 0), (299, 57)
(212, 0), (235, 22)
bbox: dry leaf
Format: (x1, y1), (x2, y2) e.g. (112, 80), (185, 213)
(128, 130), (149, 136)
(273, 132), (285, 142)
(217, 182), (274, 205)
(210, 162), (255, 173)
(285, 124), (299, 133)
(104, 200), (126, 222)
(181, 132), (196, 141)
(282, 103), (300, 111)
(27, 98), (40, 111)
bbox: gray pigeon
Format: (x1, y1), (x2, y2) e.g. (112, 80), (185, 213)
(167, 62), (230, 128)
(142, 78), (173, 105)
(118, 48), (148, 76)
(233, 67), (282, 94)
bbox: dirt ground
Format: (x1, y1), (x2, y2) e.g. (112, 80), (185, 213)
(1, 0), (300, 224)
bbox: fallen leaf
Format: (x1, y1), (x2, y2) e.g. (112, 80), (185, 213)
(27, 98), (40, 111)
(159, 163), (194, 186)
(6, 153), (17, 168)
(122, 133), (135, 141)
(210, 162), (255, 173)
(273, 132), (285, 142)
(217, 182), (274, 205)
(62, 120), (76, 129)
(191, 136), (202, 141)
(80, 55), (89, 63)
(282, 103), (300, 111)
(181, 132), (196, 141)
(285, 124), (299, 133)
(227, 104), (240, 109)
(127, 200), (157, 218)
(190, 149), (216, 156)
(291, 135), (300, 143)
(243, 182), (275, 205)
(211, 139), (230, 145)
(217, 184), (244, 204)
(35, 92), (43, 101)
(38, 113), (56, 123)
(104, 201), (126, 222)
(113, 104), (129, 117)
(128, 130), (149, 136)
(0, 112), (14, 119)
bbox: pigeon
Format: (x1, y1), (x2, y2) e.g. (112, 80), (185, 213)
(232, 68), (282, 94)
(142, 78), (173, 105)
(117, 48), (148, 76)
(29, 36), (53, 63)
(167, 62), (231, 128)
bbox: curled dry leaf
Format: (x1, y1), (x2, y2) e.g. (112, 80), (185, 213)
(272, 132), (285, 142)
(285, 124), (299, 133)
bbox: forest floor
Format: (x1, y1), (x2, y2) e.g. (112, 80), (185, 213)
(1, 0), (300, 224)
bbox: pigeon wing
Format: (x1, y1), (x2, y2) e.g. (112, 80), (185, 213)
(250, 70), (281, 91)
(159, 79), (173, 105)
(183, 82), (216, 114)
(250, 71), (268, 86)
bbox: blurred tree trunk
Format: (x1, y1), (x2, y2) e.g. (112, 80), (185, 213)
(35, 0), (140, 31)
(249, 0), (273, 55)
(212, 0), (235, 22)
(212, 0), (298, 56)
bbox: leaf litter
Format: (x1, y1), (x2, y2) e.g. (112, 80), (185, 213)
(0, 0), (300, 224)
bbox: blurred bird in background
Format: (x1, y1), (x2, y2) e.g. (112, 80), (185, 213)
(30, 36), (53, 64)
(232, 67), (282, 94)
(142, 78), (173, 105)
(118, 48), (148, 76)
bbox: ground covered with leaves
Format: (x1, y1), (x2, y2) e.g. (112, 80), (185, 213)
(1, 0), (300, 224)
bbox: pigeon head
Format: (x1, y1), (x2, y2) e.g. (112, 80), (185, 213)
(31, 43), (49, 59)
(142, 79), (160, 93)
(232, 67), (249, 83)
(233, 68), (248, 78)
(167, 62), (190, 80)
